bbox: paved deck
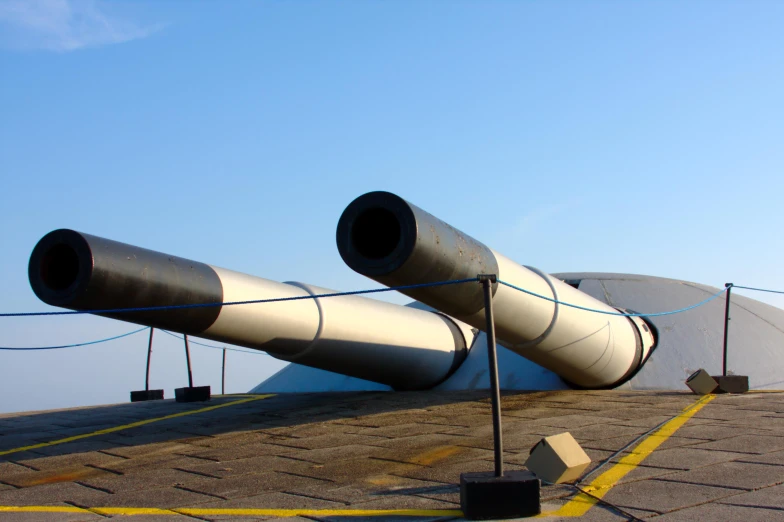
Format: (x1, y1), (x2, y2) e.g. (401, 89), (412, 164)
(0, 390), (783, 521)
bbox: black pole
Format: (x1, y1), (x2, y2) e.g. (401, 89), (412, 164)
(479, 274), (504, 478)
(184, 334), (194, 388)
(145, 328), (155, 391)
(723, 283), (733, 377)
(222, 348), (226, 395)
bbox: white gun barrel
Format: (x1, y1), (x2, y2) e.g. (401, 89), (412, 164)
(28, 229), (469, 390)
(336, 191), (656, 389)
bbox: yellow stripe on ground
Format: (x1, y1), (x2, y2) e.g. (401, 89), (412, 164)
(552, 394), (717, 518)
(0, 506), (90, 513)
(0, 506), (464, 517)
(0, 394), (275, 458)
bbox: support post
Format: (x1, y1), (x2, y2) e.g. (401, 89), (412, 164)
(175, 334), (211, 402)
(459, 274), (540, 520)
(479, 274), (504, 477)
(712, 283), (748, 394)
(145, 328), (154, 391)
(722, 283), (732, 377)
(222, 348), (227, 395)
(184, 334), (194, 388)
(130, 328), (164, 402)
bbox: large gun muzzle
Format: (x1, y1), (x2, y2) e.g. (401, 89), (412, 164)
(29, 229), (471, 390)
(337, 191), (656, 389)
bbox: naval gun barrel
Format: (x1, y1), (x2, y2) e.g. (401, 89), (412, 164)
(28, 229), (471, 390)
(336, 191), (656, 389)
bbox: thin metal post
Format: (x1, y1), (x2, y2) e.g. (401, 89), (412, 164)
(184, 334), (194, 388)
(221, 348), (227, 395)
(479, 274), (504, 478)
(723, 283), (733, 377)
(145, 328), (155, 391)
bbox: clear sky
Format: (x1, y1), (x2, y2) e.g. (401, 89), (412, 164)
(1, 1), (782, 414)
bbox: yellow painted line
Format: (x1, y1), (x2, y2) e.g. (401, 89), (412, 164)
(91, 507), (180, 516)
(0, 394), (275, 458)
(0, 506), (463, 517)
(551, 394), (717, 518)
(0, 506), (91, 513)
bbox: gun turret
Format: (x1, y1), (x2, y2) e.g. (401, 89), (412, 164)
(28, 229), (470, 390)
(336, 191), (656, 389)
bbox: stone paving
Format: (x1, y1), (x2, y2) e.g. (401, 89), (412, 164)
(0, 390), (782, 521)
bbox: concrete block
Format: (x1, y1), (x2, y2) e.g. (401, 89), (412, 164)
(130, 389), (164, 402)
(460, 470), (540, 520)
(175, 386), (211, 402)
(525, 432), (591, 484)
(712, 375), (749, 394)
(686, 369), (718, 395)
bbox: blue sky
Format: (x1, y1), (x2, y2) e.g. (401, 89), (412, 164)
(1, 1), (782, 413)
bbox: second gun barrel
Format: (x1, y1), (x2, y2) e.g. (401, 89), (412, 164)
(337, 191), (655, 389)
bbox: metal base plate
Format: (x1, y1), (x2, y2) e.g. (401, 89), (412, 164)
(460, 470), (540, 520)
(130, 389), (164, 402)
(174, 386), (211, 402)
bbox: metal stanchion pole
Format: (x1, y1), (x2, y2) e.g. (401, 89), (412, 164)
(723, 283), (732, 377)
(184, 334), (194, 388)
(145, 328), (154, 391)
(459, 275), (539, 520)
(479, 274), (504, 477)
(222, 348), (226, 395)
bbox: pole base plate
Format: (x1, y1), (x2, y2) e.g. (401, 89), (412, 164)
(130, 389), (164, 402)
(460, 470), (540, 520)
(711, 376), (750, 394)
(175, 386), (211, 403)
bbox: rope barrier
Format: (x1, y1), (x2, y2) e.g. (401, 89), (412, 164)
(0, 279), (478, 318)
(0, 327), (149, 351)
(498, 279), (729, 317)
(1, 278), (778, 352)
(158, 329), (265, 356)
(732, 284), (784, 295)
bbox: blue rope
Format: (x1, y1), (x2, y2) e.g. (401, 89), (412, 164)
(0, 326), (149, 351)
(733, 285), (784, 295)
(158, 329), (265, 356)
(0, 278), (478, 318)
(497, 280), (728, 317)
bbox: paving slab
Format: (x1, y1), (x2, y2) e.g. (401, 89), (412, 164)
(636, 447), (749, 470)
(182, 471), (335, 499)
(78, 467), (212, 493)
(736, 449), (784, 466)
(173, 455), (313, 478)
(718, 483), (784, 510)
(0, 481), (110, 505)
(602, 478), (737, 512)
(295, 444), (390, 465)
(690, 434), (784, 454)
(88, 485), (218, 507)
(655, 461), (784, 490)
(647, 502), (784, 521)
